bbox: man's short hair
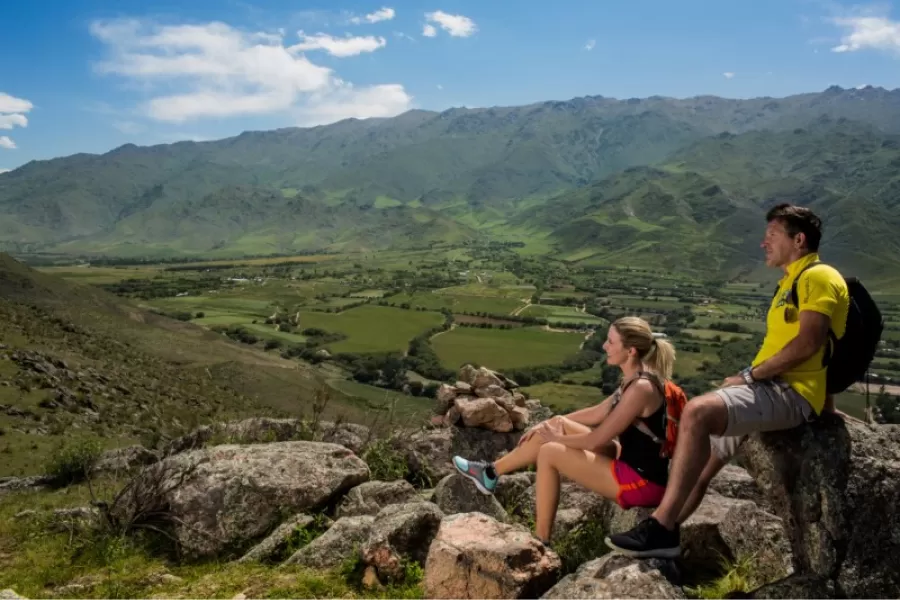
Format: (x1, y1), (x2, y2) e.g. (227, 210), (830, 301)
(765, 203), (823, 252)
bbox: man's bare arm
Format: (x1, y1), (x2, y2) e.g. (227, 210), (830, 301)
(751, 311), (830, 381)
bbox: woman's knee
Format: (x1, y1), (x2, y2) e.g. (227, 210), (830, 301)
(536, 441), (566, 466)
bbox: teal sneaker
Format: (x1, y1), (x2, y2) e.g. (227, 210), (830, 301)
(452, 455), (498, 495)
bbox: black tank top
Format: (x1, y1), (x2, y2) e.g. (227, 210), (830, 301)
(611, 373), (670, 486)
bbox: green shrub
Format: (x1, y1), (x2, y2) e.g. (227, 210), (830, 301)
(45, 438), (103, 486)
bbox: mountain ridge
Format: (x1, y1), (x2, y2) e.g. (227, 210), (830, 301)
(2, 85), (900, 278)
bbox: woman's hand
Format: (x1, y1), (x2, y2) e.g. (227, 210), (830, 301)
(516, 417), (560, 447)
(535, 420), (562, 443)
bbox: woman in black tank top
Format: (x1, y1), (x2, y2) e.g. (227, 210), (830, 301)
(451, 317), (677, 546)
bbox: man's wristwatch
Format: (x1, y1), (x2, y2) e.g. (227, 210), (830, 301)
(740, 366), (755, 385)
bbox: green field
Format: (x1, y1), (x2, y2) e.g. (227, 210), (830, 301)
(295, 305), (444, 354)
(432, 326), (584, 370)
(523, 304), (605, 325)
(387, 291), (525, 315)
(521, 382), (605, 412)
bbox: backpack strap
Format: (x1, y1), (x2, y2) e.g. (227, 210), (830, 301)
(610, 371), (666, 446)
(787, 261), (839, 367)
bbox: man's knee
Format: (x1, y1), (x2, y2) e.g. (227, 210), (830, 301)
(683, 393), (728, 435)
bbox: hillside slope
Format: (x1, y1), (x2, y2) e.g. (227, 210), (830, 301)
(513, 118), (900, 280)
(0, 254), (401, 476)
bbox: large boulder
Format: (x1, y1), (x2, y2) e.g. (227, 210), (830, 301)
(110, 441), (369, 559)
(424, 512), (561, 599)
(542, 554), (684, 599)
(680, 493), (792, 585)
(392, 426), (521, 484)
(432, 474), (509, 523)
(337, 480), (421, 518)
(740, 415), (900, 597)
(283, 515), (374, 569)
(708, 464), (763, 506)
(361, 502), (444, 581)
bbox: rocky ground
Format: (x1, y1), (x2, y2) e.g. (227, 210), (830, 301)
(1, 365), (898, 599)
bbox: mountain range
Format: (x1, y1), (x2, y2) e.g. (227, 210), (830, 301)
(2, 84), (900, 279)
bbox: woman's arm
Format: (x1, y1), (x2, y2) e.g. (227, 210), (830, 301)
(537, 380), (656, 451)
(564, 395), (614, 427)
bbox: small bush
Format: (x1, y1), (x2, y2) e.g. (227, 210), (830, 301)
(45, 438), (102, 486)
(361, 438), (409, 483)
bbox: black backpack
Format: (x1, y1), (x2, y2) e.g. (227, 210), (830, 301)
(780, 262), (884, 394)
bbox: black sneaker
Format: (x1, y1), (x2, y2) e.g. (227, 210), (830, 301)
(604, 517), (681, 559)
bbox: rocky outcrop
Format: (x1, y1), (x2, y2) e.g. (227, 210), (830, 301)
(237, 514), (317, 563)
(708, 464), (763, 506)
(432, 365), (551, 434)
(740, 415), (900, 598)
(283, 515), (374, 569)
(110, 441), (369, 559)
(92, 445), (159, 475)
(336, 480), (421, 518)
(542, 554), (684, 599)
(424, 512), (561, 599)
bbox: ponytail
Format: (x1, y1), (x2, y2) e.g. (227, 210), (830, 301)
(643, 337), (676, 380)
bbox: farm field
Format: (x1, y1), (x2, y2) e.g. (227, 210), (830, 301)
(431, 326), (584, 370)
(295, 305), (444, 354)
(386, 291), (525, 315)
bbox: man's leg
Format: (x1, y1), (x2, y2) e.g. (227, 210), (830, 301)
(675, 443), (731, 524)
(606, 381), (811, 558)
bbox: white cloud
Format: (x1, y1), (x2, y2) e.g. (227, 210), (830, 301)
(349, 7), (395, 24)
(90, 18), (412, 125)
(584, 39), (596, 51)
(723, 72), (735, 79)
(424, 11), (477, 37)
(422, 24), (437, 37)
(290, 31), (387, 57)
(0, 92), (31, 149)
(830, 7), (900, 54)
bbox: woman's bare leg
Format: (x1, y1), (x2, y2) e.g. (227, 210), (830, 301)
(493, 416), (597, 475)
(533, 442), (620, 542)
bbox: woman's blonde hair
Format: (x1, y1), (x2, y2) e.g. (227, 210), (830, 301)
(611, 316), (676, 379)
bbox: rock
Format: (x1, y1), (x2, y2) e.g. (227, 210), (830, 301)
(708, 464), (762, 505)
(509, 407), (530, 430)
(525, 399), (554, 424)
(47, 506), (101, 534)
(740, 415), (900, 597)
(472, 368), (505, 391)
(361, 502), (444, 581)
(542, 554), (684, 599)
(362, 566), (382, 590)
(445, 405), (461, 426)
(0, 590), (26, 599)
(142, 572), (184, 587)
(458, 365), (479, 387)
(681, 494), (792, 585)
(237, 514), (316, 563)
(494, 472), (535, 515)
(455, 397), (513, 432)
(435, 385), (458, 415)
(0, 475), (54, 495)
(743, 573), (836, 598)
(394, 426), (521, 484)
(283, 515), (374, 569)
(518, 481), (611, 541)
(162, 418), (370, 456)
(424, 512), (561, 599)
(92, 445), (159, 475)
(111, 441), (369, 559)
(432, 474), (509, 523)
(512, 392), (527, 407)
(475, 384), (512, 399)
(337, 480), (421, 518)
(454, 382), (473, 394)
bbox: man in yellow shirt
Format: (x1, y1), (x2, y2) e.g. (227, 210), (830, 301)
(606, 203), (850, 559)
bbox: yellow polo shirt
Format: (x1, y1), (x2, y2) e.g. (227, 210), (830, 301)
(751, 253), (849, 414)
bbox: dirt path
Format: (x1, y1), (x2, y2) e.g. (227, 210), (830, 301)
(579, 328), (596, 350)
(850, 381), (900, 395)
(510, 299), (531, 317)
(429, 323), (457, 342)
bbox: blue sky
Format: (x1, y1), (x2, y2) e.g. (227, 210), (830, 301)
(2, 0), (900, 171)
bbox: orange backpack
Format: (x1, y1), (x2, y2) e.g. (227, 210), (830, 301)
(614, 372), (689, 459)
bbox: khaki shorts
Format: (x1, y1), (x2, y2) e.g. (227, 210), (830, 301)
(710, 379), (814, 460)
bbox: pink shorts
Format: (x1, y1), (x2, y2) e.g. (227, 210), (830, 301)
(610, 460), (666, 509)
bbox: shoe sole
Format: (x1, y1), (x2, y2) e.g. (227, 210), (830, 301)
(603, 537), (681, 559)
(453, 463), (495, 495)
